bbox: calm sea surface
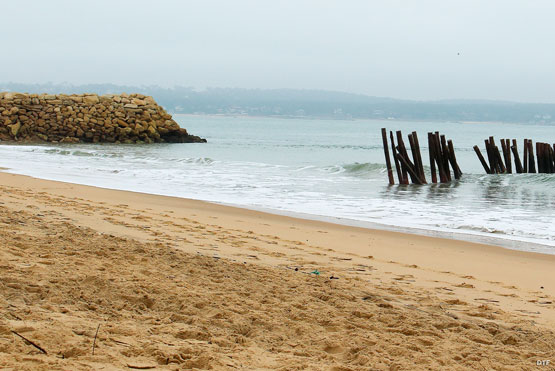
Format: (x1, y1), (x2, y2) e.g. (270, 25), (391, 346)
(1, 115), (554, 253)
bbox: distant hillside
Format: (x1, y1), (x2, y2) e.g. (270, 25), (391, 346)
(2, 82), (555, 124)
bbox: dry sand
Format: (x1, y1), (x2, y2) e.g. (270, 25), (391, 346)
(0, 172), (554, 370)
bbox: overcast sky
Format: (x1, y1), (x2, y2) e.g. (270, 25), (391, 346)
(2, 1), (555, 102)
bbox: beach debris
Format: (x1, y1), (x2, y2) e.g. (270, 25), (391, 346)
(455, 282), (475, 289)
(92, 323), (101, 355)
(474, 137), (555, 174)
(310, 270), (320, 276)
(329, 275), (339, 280)
(11, 330), (47, 354)
(381, 128), (461, 185)
(332, 257), (352, 261)
(127, 364), (156, 369)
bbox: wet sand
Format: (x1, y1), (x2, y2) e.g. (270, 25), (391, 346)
(0, 172), (554, 370)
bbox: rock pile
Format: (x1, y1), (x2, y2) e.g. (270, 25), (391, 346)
(0, 92), (206, 144)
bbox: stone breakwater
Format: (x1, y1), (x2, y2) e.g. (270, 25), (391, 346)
(0, 92), (206, 144)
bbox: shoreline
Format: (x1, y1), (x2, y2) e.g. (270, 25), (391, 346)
(218, 202), (555, 254)
(1, 171), (555, 297)
(1, 165), (553, 255)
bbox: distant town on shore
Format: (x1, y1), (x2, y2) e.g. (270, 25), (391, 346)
(2, 82), (555, 124)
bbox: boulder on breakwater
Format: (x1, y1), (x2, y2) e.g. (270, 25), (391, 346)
(0, 92), (206, 144)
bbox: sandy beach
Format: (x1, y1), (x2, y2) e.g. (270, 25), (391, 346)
(0, 171), (554, 370)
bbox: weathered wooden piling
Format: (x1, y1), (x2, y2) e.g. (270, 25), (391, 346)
(527, 139), (536, 173)
(381, 128), (395, 185)
(536, 141), (555, 174)
(411, 131), (427, 183)
(511, 139), (523, 174)
(546, 143), (552, 173)
(474, 137), (555, 175)
(473, 145), (491, 174)
(523, 139), (529, 173)
(381, 129), (461, 185)
(500, 139), (508, 172)
(395, 152), (423, 185)
(433, 133), (447, 183)
(506, 139), (512, 173)
(432, 133), (443, 182)
(536, 142), (547, 173)
(501, 139), (512, 174)
(547, 144), (555, 174)
(447, 140), (462, 179)
(484, 139), (496, 173)
(546, 142), (552, 173)
(396, 131), (411, 183)
(549, 144), (552, 172)
(428, 132), (437, 183)
(488, 137), (506, 174)
(493, 145), (506, 173)
(440, 135), (452, 181)
(390, 131), (406, 184)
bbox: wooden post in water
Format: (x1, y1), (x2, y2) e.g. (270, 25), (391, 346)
(527, 139), (536, 173)
(411, 132), (426, 183)
(381, 128), (395, 185)
(488, 137), (497, 173)
(511, 139), (523, 174)
(440, 135), (452, 181)
(523, 139), (529, 173)
(408, 133), (420, 181)
(543, 143), (551, 173)
(428, 132), (437, 183)
(395, 152), (423, 185)
(500, 139), (508, 172)
(408, 133), (426, 184)
(390, 131), (405, 184)
(536, 142), (545, 173)
(489, 137), (506, 173)
(381, 129), (462, 184)
(447, 140), (462, 179)
(507, 139), (512, 173)
(473, 137), (555, 175)
(544, 143), (550, 173)
(473, 145), (491, 174)
(542, 143), (548, 173)
(542, 142), (552, 173)
(501, 139), (512, 174)
(493, 145), (506, 173)
(484, 139), (496, 173)
(547, 144), (551, 173)
(396, 131), (411, 183)
(434, 132), (447, 182)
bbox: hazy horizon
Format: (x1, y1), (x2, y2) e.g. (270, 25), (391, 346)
(3, 1), (555, 103)
(4, 81), (555, 106)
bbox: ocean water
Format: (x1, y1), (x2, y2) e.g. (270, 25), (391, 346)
(1, 115), (554, 254)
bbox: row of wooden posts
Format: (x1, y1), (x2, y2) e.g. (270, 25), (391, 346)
(473, 138), (555, 174)
(381, 128), (462, 185)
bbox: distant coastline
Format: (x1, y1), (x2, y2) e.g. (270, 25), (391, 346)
(3, 82), (555, 125)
